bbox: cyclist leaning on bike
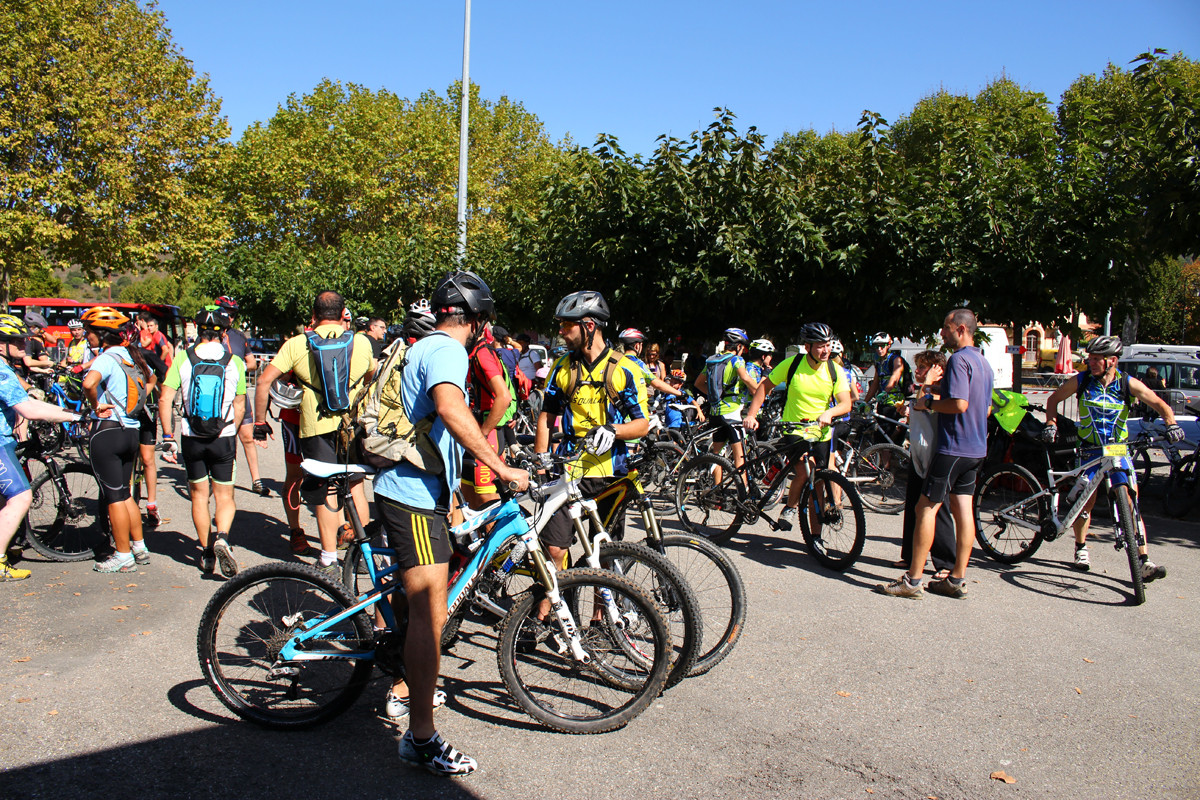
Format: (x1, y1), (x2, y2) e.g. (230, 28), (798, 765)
(534, 291), (650, 571)
(1042, 335), (1183, 579)
(744, 322), (852, 532)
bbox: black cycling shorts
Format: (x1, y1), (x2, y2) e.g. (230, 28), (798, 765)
(89, 421), (140, 503)
(378, 495), (452, 569)
(712, 416), (745, 446)
(137, 411), (156, 447)
(921, 454), (984, 504)
(782, 434), (831, 469)
(539, 477), (625, 552)
(181, 435), (237, 484)
(280, 418), (301, 465)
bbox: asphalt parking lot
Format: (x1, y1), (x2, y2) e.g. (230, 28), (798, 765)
(2, 442), (1198, 800)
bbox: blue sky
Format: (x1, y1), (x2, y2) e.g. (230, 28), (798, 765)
(154, 0), (1198, 156)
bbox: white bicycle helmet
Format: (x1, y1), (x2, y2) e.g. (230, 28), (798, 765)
(67, 318), (84, 330)
(870, 331), (892, 347)
(269, 377), (303, 410)
(750, 338), (775, 353)
(830, 338), (844, 356)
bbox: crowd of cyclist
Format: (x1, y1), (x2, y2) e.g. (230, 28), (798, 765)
(0, 273), (1187, 775)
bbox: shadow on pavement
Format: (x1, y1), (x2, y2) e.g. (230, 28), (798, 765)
(5, 696), (485, 800)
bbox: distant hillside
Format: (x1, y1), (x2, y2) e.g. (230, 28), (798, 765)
(51, 267), (171, 302)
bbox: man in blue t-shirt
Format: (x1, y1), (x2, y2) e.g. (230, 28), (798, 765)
(875, 308), (993, 600)
(372, 271), (527, 778)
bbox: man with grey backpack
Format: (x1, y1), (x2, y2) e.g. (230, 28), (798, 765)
(158, 308), (247, 577)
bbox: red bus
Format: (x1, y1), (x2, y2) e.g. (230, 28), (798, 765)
(7, 298), (183, 345)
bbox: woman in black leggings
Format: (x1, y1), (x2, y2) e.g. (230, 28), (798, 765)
(81, 307), (156, 573)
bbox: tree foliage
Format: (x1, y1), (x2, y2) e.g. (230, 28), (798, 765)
(0, 0), (230, 303)
(208, 79), (561, 328)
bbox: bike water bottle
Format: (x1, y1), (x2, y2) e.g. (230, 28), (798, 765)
(501, 541), (528, 573)
(1066, 474), (1091, 505)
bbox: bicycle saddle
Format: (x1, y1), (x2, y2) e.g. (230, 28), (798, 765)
(300, 459), (375, 479)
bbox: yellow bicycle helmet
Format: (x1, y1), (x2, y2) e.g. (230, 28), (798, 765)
(0, 313), (29, 340)
(80, 306), (130, 331)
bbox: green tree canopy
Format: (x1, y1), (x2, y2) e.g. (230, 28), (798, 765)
(0, 0), (230, 303)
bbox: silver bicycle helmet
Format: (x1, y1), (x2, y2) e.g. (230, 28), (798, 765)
(1085, 335), (1123, 357)
(554, 290), (610, 323)
(619, 328), (646, 344)
(269, 377), (303, 410)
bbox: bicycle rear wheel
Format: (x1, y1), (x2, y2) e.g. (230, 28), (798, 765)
(637, 441), (685, 517)
(23, 465), (108, 561)
(1113, 485), (1146, 606)
(197, 562), (375, 729)
(573, 540), (700, 689)
(657, 534), (746, 677)
(973, 464), (1045, 563)
(1162, 454), (1198, 519)
(674, 453), (745, 544)
(851, 443), (910, 514)
(797, 470), (866, 571)
(496, 568), (670, 734)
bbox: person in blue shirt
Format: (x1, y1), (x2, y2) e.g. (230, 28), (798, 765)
(0, 314), (85, 581)
(80, 307), (156, 574)
(373, 271), (527, 777)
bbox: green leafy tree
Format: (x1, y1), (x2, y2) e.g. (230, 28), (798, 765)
(212, 79), (562, 327)
(0, 0), (231, 304)
(118, 273), (211, 319)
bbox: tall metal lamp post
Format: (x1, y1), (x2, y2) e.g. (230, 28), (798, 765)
(455, 0), (471, 266)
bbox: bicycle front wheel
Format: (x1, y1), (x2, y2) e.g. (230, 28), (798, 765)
(973, 464), (1046, 563)
(1113, 485), (1146, 606)
(797, 470), (866, 570)
(496, 568), (671, 734)
(573, 540), (701, 689)
(851, 443), (910, 515)
(197, 562), (375, 729)
(23, 465), (108, 561)
(657, 533), (746, 677)
(674, 453), (745, 544)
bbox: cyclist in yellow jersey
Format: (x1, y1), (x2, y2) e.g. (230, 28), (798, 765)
(535, 291), (649, 571)
(745, 322), (852, 535)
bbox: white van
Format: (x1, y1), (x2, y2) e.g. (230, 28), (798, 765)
(880, 325), (1013, 389)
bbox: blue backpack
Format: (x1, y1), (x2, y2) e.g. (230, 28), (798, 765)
(304, 330), (360, 417)
(704, 353), (738, 407)
(185, 346), (233, 438)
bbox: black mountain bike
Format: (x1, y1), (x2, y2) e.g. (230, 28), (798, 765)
(675, 421), (866, 571)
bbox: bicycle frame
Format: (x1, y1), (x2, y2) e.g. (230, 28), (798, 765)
(281, 465), (610, 667)
(992, 444), (1143, 540)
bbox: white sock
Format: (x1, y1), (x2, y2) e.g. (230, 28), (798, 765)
(130, 541), (148, 553)
(319, 550), (337, 566)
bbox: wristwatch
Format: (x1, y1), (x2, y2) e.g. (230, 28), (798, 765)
(922, 394), (934, 411)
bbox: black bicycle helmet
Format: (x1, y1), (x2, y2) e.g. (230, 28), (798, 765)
(1085, 335), (1123, 357)
(431, 270), (495, 319)
(554, 291), (610, 323)
(386, 323), (405, 342)
(195, 308), (231, 332)
(800, 322), (835, 344)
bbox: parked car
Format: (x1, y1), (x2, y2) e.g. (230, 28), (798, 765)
(1121, 345), (1200, 414)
